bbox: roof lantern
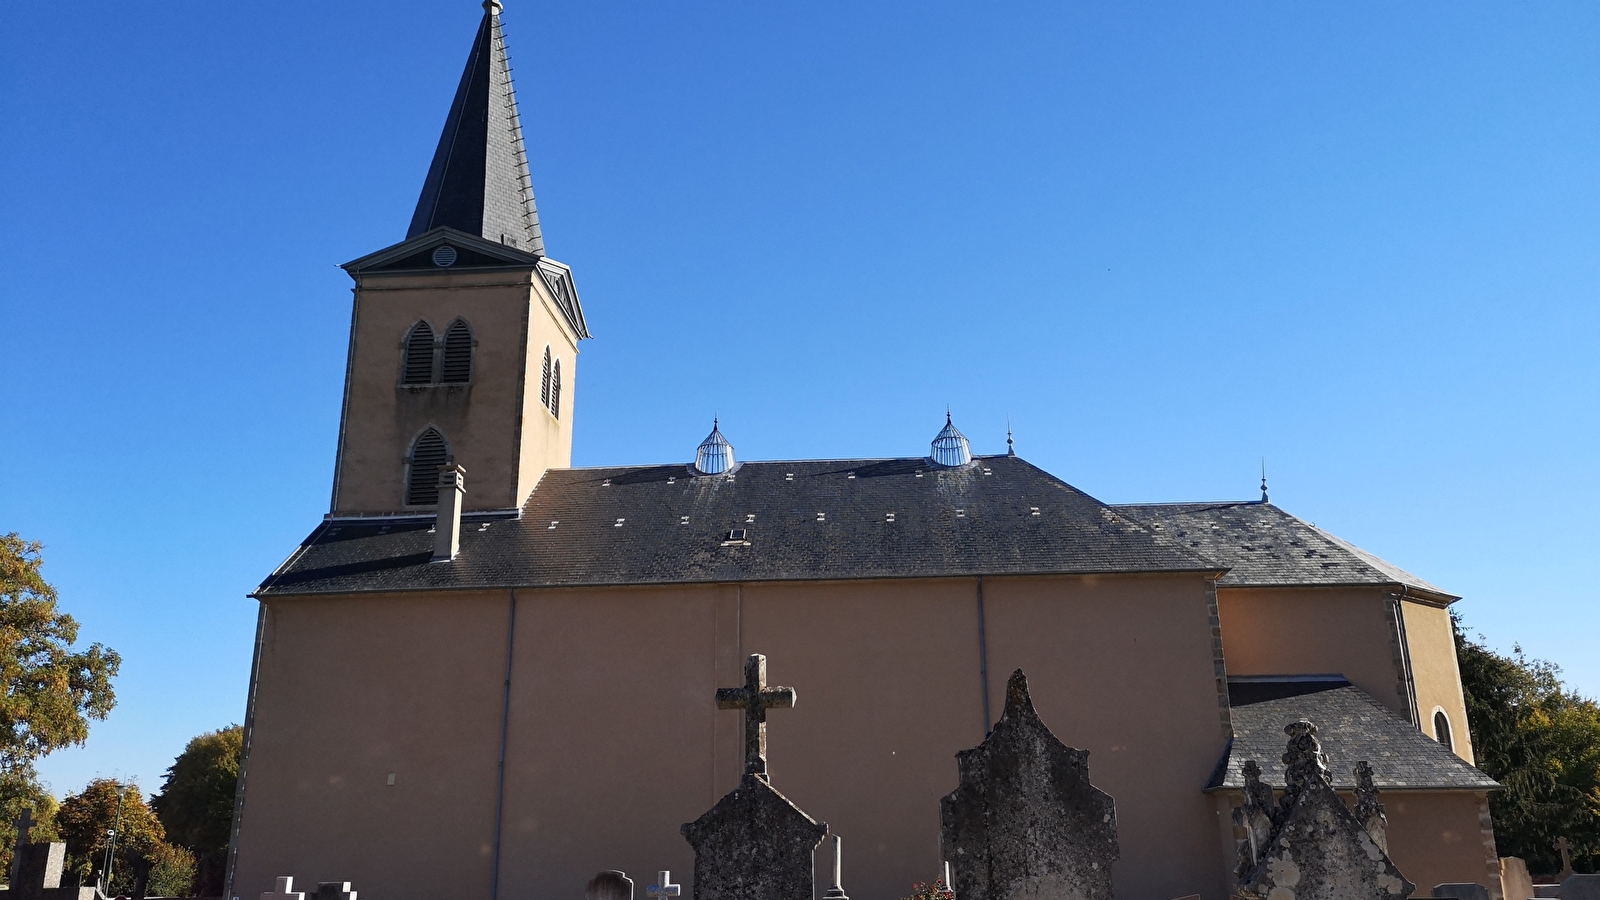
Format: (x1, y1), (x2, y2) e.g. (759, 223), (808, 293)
(930, 412), (972, 467)
(694, 419), (736, 475)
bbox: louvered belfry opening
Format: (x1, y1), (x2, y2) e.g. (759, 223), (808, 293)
(403, 321), (436, 385)
(407, 428), (450, 505)
(549, 359), (561, 418)
(441, 319), (473, 383)
(540, 346), (552, 407)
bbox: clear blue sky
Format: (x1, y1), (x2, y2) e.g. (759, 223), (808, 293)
(3, 1), (1596, 798)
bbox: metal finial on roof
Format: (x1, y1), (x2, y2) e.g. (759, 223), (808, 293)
(1260, 459), (1269, 504)
(482, 0), (503, 13)
(1006, 417), (1015, 457)
(931, 413), (972, 468)
(695, 419), (735, 475)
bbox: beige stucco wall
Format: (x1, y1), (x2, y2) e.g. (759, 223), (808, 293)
(1402, 600), (1476, 764)
(331, 268), (577, 515)
(1217, 586), (1411, 719)
(235, 572), (1235, 900)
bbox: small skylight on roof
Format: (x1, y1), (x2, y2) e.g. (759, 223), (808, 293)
(745, 514), (755, 523)
(785, 473), (794, 481)
(816, 512), (826, 522)
(1030, 507), (1040, 517)
(956, 509), (966, 518)
(602, 479), (612, 487)
(667, 476), (676, 485)
(680, 516), (690, 526)
(614, 518), (626, 527)
(886, 512), (896, 523)
(548, 520), (559, 530)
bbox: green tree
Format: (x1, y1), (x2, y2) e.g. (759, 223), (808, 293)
(0, 534), (120, 770)
(55, 779), (167, 893)
(152, 725), (243, 896)
(1457, 615), (1600, 874)
(145, 842), (197, 898)
(0, 763), (60, 876)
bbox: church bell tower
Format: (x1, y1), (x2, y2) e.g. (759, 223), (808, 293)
(328, 0), (588, 516)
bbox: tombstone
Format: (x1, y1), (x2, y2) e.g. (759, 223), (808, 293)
(11, 843), (65, 900)
(1433, 885), (1490, 900)
(940, 669), (1119, 900)
(127, 852), (152, 900)
(1557, 840), (1576, 881)
(588, 871), (633, 900)
(1560, 875), (1600, 900)
(647, 871), (680, 900)
(821, 836), (848, 900)
(261, 876), (307, 900)
(1501, 859), (1535, 900)
(9, 809), (34, 886)
(313, 882), (358, 900)
(681, 654), (827, 900)
(1233, 720), (1414, 900)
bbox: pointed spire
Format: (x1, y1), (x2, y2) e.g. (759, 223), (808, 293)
(1006, 417), (1015, 457)
(1260, 459), (1269, 504)
(408, 1), (545, 254)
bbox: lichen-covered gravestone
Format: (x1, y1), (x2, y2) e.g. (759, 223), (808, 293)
(940, 669), (1119, 900)
(1233, 720), (1415, 900)
(681, 654), (828, 900)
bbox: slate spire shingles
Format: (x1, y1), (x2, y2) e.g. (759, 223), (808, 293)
(407, 1), (545, 254)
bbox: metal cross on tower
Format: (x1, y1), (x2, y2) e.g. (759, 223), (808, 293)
(715, 653), (796, 779)
(647, 871), (680, 900)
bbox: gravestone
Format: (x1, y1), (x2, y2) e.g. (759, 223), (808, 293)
(261, 875), (307, 900)
(11, 843), (65, 900)
(1233, 720), (1414, 900)
(822, 835), (849, 900)
(940, 669), (1119, 900)
(588, 871), (633, 900)
(1433, 884), (1490, 900)
(647, 871), (680, 900)
(1557, 840), (1576, 881)
(9, 809), (34, 886)
(681, 654), (827, 900)
(1560, 875), (1600, 900)
(1501, 858), (1535, 900)
(313, 882), (358, 900)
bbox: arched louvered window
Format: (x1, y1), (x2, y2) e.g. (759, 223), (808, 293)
(441, 319), (473, 383)
(402, 321), (436, 385)
(549, 359), (562, 419)
(406, 428), (449, 505)
(540, 346), (552, 408)
(1433, 710), (1453, 752)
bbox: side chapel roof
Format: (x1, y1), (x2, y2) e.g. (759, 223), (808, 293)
(1207, 677), (1498, 792)
(257, 455), (1221, 596)
(1114, 501), (1455, 601)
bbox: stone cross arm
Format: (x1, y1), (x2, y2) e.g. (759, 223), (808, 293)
(715, 653), (796, 777)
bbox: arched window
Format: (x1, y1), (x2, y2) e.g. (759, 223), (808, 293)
(406, 428), (449, 505)
(1433, 710), (1454, 751)
(549, 359), (561, 419)
(441, 319), (473, 383)
(402, 321), (436, 385)
(540, 346), (552, 407)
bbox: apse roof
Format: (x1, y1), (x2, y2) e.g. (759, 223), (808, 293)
(1114, 501), (1455, 601)
(256, 455), (1222, 596)
(1206, 677), (1498, 792)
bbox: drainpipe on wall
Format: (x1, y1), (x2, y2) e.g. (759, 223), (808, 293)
(1387, 586), (1420, 727)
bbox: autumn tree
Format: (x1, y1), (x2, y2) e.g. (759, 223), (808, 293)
(0, 534), (120, 769)
(153, 725), (243, 896)
(1457, 615), (1600, 874)
(55, 779), (195, 894)
(0, 764), (60, 876)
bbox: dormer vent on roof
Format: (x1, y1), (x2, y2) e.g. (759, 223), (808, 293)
(694, 419), (736, 475)
(931, 413), (972, 467)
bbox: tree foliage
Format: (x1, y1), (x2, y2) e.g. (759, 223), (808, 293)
(56, 779), (169, 893)
(0, 764), (60, 876)
(1457, 615), (1600, 874)
(0, 534), (120, 770)
(152, 725), (243, 897)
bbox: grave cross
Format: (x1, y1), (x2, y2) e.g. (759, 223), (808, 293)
(10, 808), (34, 883)
(1556, 837), (1575, 878)
(647, 871), (680, 900)
(715, 653), (796, 778)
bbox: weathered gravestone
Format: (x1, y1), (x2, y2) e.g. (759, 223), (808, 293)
(821, 835), (849, 900)
(940, 669), (1119, 900)
(1560, 875), (1600, 900)
(681, 654), (827, 900)
(10, 843), (65, 900)
(1233, 720), (1414, 900)
(588, 870), (633, 900)
(1433, 884), (1490, 900)
(1500, 858), (1535, 900)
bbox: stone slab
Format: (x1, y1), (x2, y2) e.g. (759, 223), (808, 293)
(1561, 875), (1600, 900)
(1432, 884), (1490, 900)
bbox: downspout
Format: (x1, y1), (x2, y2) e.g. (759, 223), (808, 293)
(1389, 585), (1420, 727)
(976, 576), (992, 736)
(222, 603), (267, 900)
(490, 589), (518, 900)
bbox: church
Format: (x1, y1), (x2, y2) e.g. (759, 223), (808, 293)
(226, 5), (1502, 900)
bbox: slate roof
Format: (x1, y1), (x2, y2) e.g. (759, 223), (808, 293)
(1114, 501), (1454, 600)
(257, 456), (1223, 596)
(406, 3), (545, 253)
(1206, 677), (1498, 792)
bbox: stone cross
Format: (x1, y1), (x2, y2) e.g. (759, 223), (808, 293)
(1557, 837), (1575, 878)
(647, 871), (680, 900)
(715, 653), (796, 779)
(10, 808), (34, 884)
(822, 835), (849, 900)
(262, 876), (307, 900)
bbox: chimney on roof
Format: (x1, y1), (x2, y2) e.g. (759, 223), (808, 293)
(433, 464), (467, 561)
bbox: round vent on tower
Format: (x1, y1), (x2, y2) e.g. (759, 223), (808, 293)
(694, 419), (735, 475)
(432, 245), (459, 267)
(931, 413), (972, 467)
